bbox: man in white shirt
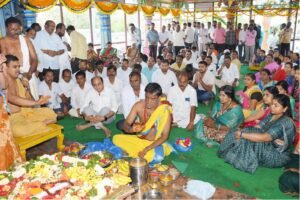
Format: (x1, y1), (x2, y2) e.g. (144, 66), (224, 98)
(184, 22), (194, 49)
(198, 23), (208, 54)
(69, 71), (92, 118)
(216, 56), (239, 88)
(238, 23), (247, 62)
(73, 60), (94, 84)
(133, 64), (148, 86)
(204, 56), (217, 76)
(129, 23), (142, 53)
(208, 21), (216, 44)
(192, 61), (216, 104)
(121, 71), (145, 119)
(38, 69), (64, 113)
(94, 60), (107, 78)
(66, 25), (88, 74)
(59, 69), (75, 114)
(152, 60), (177, 95)
(183, 49), (197, 69)
(55, 23), (71, 81)
(77, 76), (118, 137)
(158, 25), (169, 57)
(34, 20), (65, 82)
(172, 24), (185, 56)
(104, 64), (123, 113)
(117, 58), (132, 86)
(168, 72), (200, 130)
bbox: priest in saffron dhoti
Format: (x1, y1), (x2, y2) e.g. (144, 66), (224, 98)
(113, 83), (173, 164)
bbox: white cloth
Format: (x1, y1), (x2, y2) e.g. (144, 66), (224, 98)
(70, 83), (92, 110)
(59, 79), (75, 98)
(267, 34), (278, 50)
(19, 35), (30, 73)
(128, 28), (141, 45)
(183, 58), (198, 69)
(95, 68), (107, 78)
(219, 63), (240, 84)
(121, 84), (145, 118)
(238, 29), (247, 44)
(80, 87), (118, 114)
(172, 31), (185, 47)
(185, 27), (194, 43)
(159, 31), (169, 44)
(104, 77), (123, 107)
(34, 30), (64, 71)
(191, 50), (199, 61)
(38, 81), (63, 109)
(56, 35), (71, 75)
(29, 75), (40, 101)
(184, 180), (215, 200)
(141, 73), (149, 87)
(208, 27), (215, 43)
(117, 67), (132, 86)
(152, 69), (177, 95)
(167, 84), (200, 128)
(207, 63), (217, 76)
(193, 71), (216, 94)
(198, 28), (209, 44)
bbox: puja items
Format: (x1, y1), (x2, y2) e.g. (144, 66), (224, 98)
(142, 189), (163, 199)
(173, 137), (193, 152)
(159, 174), (173, 187)
(129, 158), (148, 186)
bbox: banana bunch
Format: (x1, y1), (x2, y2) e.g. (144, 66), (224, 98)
(117, 159), (129, 176)
(111, 173), (131, 186)
(155, 164), (169, 172)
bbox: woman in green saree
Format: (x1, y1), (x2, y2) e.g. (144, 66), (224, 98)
(100, 41), (117, 65)
(200, 85), (244, 144)
(218, 94), (295, 173)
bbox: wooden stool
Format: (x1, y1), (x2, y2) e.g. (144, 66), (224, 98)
(14, 124), (65, 160)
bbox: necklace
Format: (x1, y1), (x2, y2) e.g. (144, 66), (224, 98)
(221, 100), (232, 114)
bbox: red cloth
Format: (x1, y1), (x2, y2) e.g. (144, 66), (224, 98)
(273, 64), (286, 81)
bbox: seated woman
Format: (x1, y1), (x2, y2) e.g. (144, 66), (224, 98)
(237, 73), (263, 119)
(257, 69), (276, 91)
(276, 80), (296, 119)
(126, 43), (139, 67)
(199, 85), (244, 144)
(249, 49), (266, 71)
(87, 43), (98, 63)
(243, 86), (279, 127)
(218, 94), (295, 173)
(100, 41), (117, 66)
(292, 65), (299, 121)
(255, 54), (279, 82)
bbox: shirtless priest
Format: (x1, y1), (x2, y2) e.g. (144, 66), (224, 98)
(4, 55), (57, 137)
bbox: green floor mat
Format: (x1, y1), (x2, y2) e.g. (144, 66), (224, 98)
(56, 65), (293, 199)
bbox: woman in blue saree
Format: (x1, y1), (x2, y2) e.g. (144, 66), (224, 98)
(218, 94), (295, 173)
(200, 85), (244, 144)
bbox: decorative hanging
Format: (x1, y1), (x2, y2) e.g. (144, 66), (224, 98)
(20, 0), (58, 12)
(0, 0), (10, 8)
(170, 8), (181, 17)
(60, 0), (92, 13)
(158, 7), (170, 16)
(140, 5), (156, 16)
(94, 1), (119, 15)
(120, 4), (138, 15)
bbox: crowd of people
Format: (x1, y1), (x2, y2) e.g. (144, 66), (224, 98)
(0, 16), (299, 196)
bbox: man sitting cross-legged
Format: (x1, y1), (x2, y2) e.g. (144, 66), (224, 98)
(76, 76), (118, 137)
(4, 55), (56, 137)
(113, 83), (173, 164)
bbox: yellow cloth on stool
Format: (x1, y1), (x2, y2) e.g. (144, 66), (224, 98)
(113, 103), (173, 163)
(9, 79), (57, 137)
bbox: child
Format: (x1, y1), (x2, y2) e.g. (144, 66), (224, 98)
(249, 49), (266, 71)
